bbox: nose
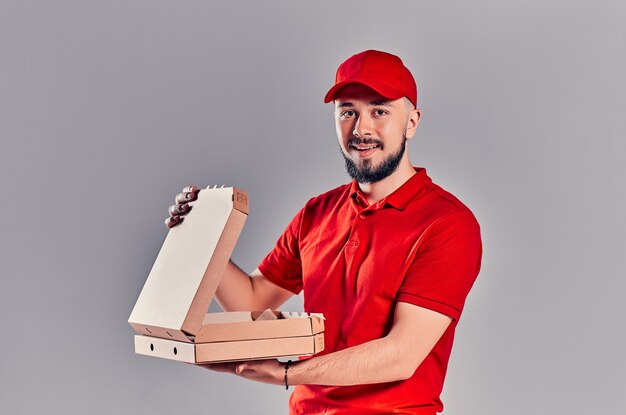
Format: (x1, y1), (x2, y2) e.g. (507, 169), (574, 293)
(353, 113), (374, 138)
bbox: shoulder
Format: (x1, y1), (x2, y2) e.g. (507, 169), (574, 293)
(397, 172), (481, 245)
(278, 183), (352, 235)
(417, 180), (481, 242)
(302, 182), (352, 212)
(420, 178), (479, 225)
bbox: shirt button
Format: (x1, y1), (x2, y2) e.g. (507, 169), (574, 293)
(359, 214), (366, 219)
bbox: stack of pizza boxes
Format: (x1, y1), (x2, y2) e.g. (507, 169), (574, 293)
(128, 186), (325, 363)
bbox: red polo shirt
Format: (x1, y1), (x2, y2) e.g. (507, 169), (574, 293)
(258, 168), (482, 414)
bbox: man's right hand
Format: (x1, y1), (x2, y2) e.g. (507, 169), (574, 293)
(165, 185), (199, 228)
(163, 184), (295, 311)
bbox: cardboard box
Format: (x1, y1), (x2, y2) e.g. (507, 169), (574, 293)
(128, 186), (324, 363)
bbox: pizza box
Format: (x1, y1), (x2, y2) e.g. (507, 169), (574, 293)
(128, 186), (324, 363)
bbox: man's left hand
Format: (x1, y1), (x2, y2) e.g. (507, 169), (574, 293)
(197, 359), (285, 386)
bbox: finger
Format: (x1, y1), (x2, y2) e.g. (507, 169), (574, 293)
(235, 363), (248, 374)
(168, 204), (178, 216)
(175, 191), (198, 205)
(165, 215), (183, 228)
(198, 362), (238, 373)
(182, 185), (198, 193)
(168, 203), (192, 217)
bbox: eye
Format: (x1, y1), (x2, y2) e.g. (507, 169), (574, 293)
(372, 109), (388, 117)
(339, 110), (356, 119)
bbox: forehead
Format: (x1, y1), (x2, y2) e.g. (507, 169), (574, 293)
(334, 84), (394, 106)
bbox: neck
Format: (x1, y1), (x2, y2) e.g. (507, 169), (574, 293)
(358, 158), (416, 205)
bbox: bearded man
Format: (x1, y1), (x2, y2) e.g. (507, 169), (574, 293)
(166, 50), (482, 415)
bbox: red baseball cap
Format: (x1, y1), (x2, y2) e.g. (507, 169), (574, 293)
(324, 50), (418, 107)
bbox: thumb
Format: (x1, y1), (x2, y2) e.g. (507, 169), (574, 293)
(235, 363), (248, 374)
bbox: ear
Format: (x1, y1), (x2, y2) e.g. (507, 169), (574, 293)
(405, 109), (421, 139)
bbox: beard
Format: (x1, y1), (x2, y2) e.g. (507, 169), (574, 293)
(342, 133), (407, 184)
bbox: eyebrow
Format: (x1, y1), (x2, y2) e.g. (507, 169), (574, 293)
(336, 100), (393, 108)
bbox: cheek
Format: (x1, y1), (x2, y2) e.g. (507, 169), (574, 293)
(335, 123), (343, 141)
(379, 119), (406, 141)
(335, 122), (351, 145)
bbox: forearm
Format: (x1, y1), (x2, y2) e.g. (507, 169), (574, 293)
(214, 262), (294, 311)
(214, 261), (253, 311)
(285, 305), (451, 386)
(289, 336), (413, 386)
(202, 304), (450, 386)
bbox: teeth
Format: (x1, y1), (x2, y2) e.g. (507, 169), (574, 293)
(354, 145), (378, 150)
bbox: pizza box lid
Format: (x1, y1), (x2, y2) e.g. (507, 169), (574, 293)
(128, 186), (249, 341)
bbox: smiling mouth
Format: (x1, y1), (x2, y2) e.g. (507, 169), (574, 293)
(348, 137), (384, 152)
(351, 143), (381, 152)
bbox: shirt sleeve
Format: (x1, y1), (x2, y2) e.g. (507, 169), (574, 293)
(257, 207), (305, 295)
(397, 210), (483, 321)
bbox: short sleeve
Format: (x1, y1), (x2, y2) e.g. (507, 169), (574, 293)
(257, 207), (305, 294)
(397, 211), (482, 321)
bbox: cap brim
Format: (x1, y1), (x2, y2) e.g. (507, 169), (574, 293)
(323, 80), (405, 103)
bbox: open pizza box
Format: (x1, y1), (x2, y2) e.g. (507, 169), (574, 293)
(128, 186), (325, 363)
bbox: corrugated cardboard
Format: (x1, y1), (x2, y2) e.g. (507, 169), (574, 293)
(196, 312), (325, 343)
(134, 332), (325, 364)
(128, 186), (325, 363)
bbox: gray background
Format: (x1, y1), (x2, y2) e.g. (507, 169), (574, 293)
(1, 1), (624, 414)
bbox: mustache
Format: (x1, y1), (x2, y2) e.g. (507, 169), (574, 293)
(347, 137), (384, 148)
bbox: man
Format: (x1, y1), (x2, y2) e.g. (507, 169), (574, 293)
(166, 50), (482, 414)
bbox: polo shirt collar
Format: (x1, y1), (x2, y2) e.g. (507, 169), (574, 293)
(349, 167), (432, 211)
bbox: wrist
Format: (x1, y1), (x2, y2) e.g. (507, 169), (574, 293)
(283, 360), (292, 389)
